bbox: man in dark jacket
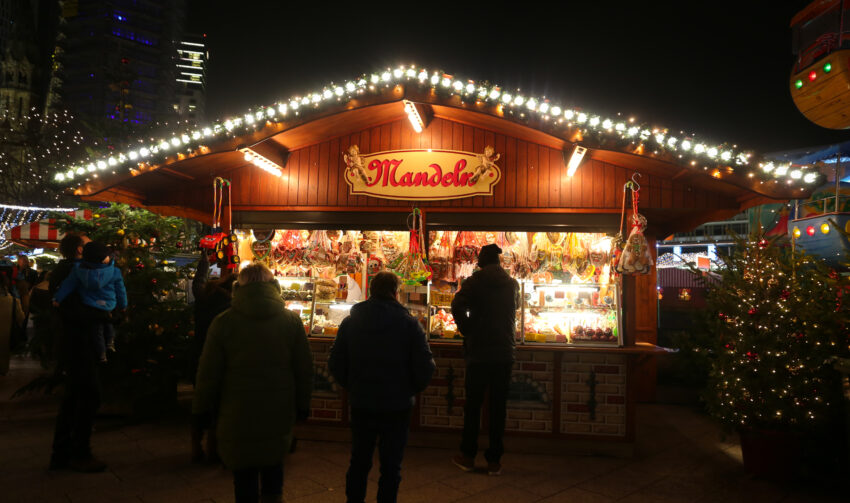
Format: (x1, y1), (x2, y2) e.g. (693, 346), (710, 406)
(450, 243), (519, 476)
(49, 233), (107, 472)
(328, 271), (435, 503)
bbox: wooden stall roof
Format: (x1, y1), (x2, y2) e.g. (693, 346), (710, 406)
(73, 85), (809, 237)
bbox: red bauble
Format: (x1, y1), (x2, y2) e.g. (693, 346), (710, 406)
(176, 241), (183, 249)
(747, 308), (757, 315)
(718, 312), (726, 320)
(135, 263), (145, 269)
(151, 278), (157, 284)
(780, 290), (790, 300)
(757, 239), (768, 249)
(745, 351), (759, 361)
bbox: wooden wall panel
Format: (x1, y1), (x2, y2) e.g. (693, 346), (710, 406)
(214, 116), (739, 216)
(528, 143), (539, 208)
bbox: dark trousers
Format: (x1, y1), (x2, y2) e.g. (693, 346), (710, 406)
(346, 408), (410, 503)
(232, 464), (283, 503)
(51, 322), (101, 462)
(461, 361), (512, 463)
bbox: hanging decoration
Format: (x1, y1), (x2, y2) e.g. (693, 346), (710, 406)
(198, 177), (240, 269)
(250, 229), (274, 261)
(393, 208), (432, 285)
(615, 174), (653, 275)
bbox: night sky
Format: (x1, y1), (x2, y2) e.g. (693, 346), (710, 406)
(189, 1), (848, 155)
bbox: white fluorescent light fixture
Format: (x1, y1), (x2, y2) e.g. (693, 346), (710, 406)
(240, 148), (283, 177)
(566, 145), (588, 177)
(403, 100), (424, 133)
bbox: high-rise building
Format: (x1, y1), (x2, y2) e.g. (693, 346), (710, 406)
(59, 0), (186, 136)
(174, 34), (207, 122)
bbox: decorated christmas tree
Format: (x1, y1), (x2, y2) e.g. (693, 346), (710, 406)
(702, 233), (849, 433)
(43, 203), (197, 411)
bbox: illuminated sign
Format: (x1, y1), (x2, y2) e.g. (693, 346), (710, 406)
(344, 146), (501, 201)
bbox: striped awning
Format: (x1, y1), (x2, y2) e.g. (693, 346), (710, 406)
(657, 267), (721, 288)
(7, 209), (92, 242)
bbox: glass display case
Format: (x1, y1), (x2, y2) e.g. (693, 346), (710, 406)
(277, 276), (314, 333)
(400, 283), (429, 332)
(521, 280), (621, 346)
(428, 280), (459, 341)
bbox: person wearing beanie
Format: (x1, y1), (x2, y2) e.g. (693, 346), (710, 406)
(450, 243), (520, 476)
(53, 241), (126, 365)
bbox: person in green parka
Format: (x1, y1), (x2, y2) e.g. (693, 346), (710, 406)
(193, 262), (313, 503)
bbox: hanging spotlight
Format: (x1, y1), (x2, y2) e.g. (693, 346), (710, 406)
(403, 100), (425, 133)
(565, 145), (588, 177)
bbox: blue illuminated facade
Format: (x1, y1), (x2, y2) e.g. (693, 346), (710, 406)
(60, 0), (186, 133)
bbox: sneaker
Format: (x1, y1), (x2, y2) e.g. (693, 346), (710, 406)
(452, 454), (475, 472)
(67, 455), (107, 473)
(487, 462), (502, 476)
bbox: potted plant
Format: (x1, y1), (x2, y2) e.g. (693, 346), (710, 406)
(700, 233), (849, 480)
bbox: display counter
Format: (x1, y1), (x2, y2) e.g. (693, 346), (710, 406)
(305, 336), (663, 442)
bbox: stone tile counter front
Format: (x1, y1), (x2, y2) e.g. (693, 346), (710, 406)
(308, 338), (643, 445)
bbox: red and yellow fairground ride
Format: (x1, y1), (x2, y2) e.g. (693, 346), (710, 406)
(790, 0), (850, 129)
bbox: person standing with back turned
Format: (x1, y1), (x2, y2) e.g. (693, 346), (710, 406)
(450, 243), (519, 476)
(193, 263), (313, 503)
(328, 271), (435, 503)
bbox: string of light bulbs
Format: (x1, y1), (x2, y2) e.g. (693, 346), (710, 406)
(49, 65), (823, 190)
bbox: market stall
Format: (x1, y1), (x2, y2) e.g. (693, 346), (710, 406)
(52, 66), (819, 448)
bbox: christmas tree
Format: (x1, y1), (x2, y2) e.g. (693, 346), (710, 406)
(702, 233), (849, 432)
(40, 203), (198, 410)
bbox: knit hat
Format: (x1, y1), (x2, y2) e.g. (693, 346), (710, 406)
(478, 243), (502, 267)
(82, 241), (109, 264)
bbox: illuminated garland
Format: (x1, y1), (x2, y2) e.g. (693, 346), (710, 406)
(50, 65), (823, 190)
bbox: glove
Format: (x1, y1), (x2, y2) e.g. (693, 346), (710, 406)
(296, 409), (309, 422)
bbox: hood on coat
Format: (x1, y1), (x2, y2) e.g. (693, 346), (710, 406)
(230, 280), (285, 319)
(73, 262), (117, 291)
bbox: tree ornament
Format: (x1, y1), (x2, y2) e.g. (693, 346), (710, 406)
(93, 213), (100, 218)
(176, 241), (183, 249)
(117, 228), (125, 236)
(780, 290), (790, 299)
(758, 239), (768, 249)
(151, 278), (157, 284)
(718, 312), (726, 320)
(136, 263), (144, 269)
(748, 308), (757, 316)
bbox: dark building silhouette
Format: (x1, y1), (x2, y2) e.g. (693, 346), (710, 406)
(59, 0), (188, 135)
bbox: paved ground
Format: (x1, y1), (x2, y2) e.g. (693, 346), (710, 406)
(1, 357), (845, 503)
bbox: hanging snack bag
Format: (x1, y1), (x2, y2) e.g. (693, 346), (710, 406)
(616, 213), (653, 274)
(336, 231), (363, 275)
(304, 230), (334, 267)
(429, 231), (455, 282)
(453, 231), (481, 279)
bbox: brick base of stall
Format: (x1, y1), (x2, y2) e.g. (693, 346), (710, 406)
(304, 339), (636, 454)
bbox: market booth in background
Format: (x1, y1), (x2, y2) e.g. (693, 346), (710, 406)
(54, 67), (819, 452)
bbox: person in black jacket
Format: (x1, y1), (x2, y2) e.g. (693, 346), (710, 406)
(49, 233), (108, 473)
(328, 271), (435, 503)
(450, 243), (519, 476)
